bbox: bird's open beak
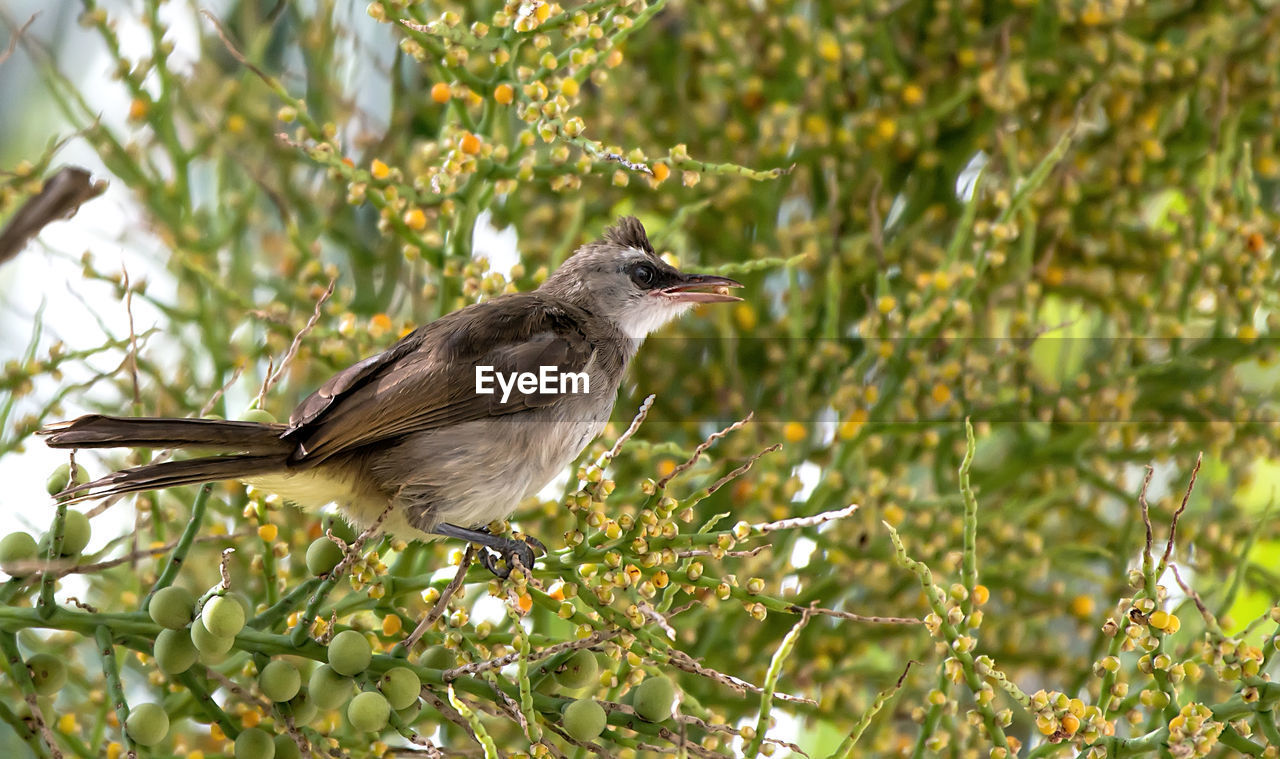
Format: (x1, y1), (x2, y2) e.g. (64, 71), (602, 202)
(657, 273), (744, 303)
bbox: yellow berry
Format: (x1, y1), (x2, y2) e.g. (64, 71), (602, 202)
(430, 82), (451, 103)
(370, 159), (390, 180)
(404, 208), (427, 230)
(972, 585), (990, 605)
(257, 524), (278, 542)
(381, 614), (402, 636)
(128, 98), (149, 121)
(651, 163), (671, 183)
(494, 83), (514, 104)
(459, 133), (481, 155)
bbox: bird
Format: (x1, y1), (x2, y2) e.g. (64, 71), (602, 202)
(39, 216), (742, 577)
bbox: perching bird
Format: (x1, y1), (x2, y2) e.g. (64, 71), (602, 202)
(40, 217), (742, 576)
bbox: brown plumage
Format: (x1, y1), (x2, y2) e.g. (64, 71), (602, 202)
(39, 216), (741, 576)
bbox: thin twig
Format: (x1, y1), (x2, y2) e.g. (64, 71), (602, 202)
(1159, 453), (1202, 573)
(256, 277), (335, 406)
(666, 650), (817, 706)
(751, 503), (859, 534)
(606, 394), (655, 460)
(406, 545), (476, 650)
(0, 13), (37, 67)
(793, 603), (921, 625)
(444, 629), (620, 681)
(700, 444), (780, 498)
(658, 412), (754, 488)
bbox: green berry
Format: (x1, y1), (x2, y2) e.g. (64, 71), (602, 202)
(322, 514), (357, 544)
(0, 532), (38, 576)
(259, 659), (301, 702)
(554, 649), (599, 690)
(27, 653), (66, 695)
(240, 409), (277, 424)
(125, 702), (170, 747)
(419, 645), (455, 670)
(395, 702), (421, 725)
(378, 666), (421, 711)
(58, 510), (92, 555)
(347, 690), (390, 732)
(327, 629), (372, 676)
(235, 726), (275, 759)
(562, 698), (607, 741)
(284, 689), (317, 726)
(305, 537), (344, 576)
(632, 675), (676, 722)
(46, 463), (89, 496)
(201, 595), (245, 639)
(273, 734), (302, 759)
(308, 665), (354, 710)
(148, 586), (196, 630)
(154, 628), (199, 675)
(191, 616), (235, 657)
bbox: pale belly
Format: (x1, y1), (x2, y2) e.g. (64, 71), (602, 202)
(244, 414), (607, 541)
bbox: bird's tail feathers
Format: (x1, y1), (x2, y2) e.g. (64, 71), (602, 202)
(56, 454), (285, 503)
(39, 414), (291, 454)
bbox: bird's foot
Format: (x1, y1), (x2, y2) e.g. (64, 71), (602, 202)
(433, 523), (544, 579)
(477, 537), (538, 579)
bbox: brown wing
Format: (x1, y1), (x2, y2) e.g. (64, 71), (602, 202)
(282, 294), (596, 466)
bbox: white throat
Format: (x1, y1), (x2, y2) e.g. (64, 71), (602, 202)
(619, 297), (694, 340)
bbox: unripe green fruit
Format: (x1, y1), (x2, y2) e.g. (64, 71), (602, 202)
(201, 595), (246, 639)
(305, 537), (344, 576)
(240, 409), (277, 424)
(395, 703), (421, 725)
(322, 514), (357, 544)
(554, 649), (599, 690)
(273, 734), (302, 759)
(419, 645), (455, 670)
(154, 628), (199, 675)
(191, 616), (235, 657)
(259, 659), (301, 702)
(46, 463), (89, 496)
(235, 726), (275, 759)
(125, 702), (170, 747)
(561, 698), (606, 741)
(308, 665), (354, 710)
(58, 510), (92, 555)
(0, 532), (38, 575)
(632, 675), (676, 722)
(347, 691), (391, 732)
(378, 666), (421, 710)
(284, 689), (317, 726)
(327, 630), (372, 676)
(27, 653), (67, 695)
(40, 510), (92, 557)
(148, 586), (196, 629)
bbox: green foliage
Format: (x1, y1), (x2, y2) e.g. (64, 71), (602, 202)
(1, 0), (1280, 758)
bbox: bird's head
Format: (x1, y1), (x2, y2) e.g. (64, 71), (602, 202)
(539, 216), (742, 339)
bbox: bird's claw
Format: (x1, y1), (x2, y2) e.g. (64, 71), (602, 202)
(478, 535), (541, 579)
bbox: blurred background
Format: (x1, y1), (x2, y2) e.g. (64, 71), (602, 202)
(2, 0), (1280, 756)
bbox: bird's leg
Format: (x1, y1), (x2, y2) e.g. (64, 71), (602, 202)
(433, 523), (540, 579)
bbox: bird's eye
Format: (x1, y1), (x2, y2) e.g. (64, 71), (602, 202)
(630, 263), (656, 288)
(627, 262), (655, 287)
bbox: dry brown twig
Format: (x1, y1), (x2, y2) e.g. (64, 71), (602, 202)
(443, 628), (619, 681)
(405, 544), (477, 650)
(606, 394), (656, 460)
(1160, 452), (1202, 572)
(256, 277), (336, 407)
(0, 14), (37, 67)
(665, 649), (817, 706)
(659, 412), (755, 488)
